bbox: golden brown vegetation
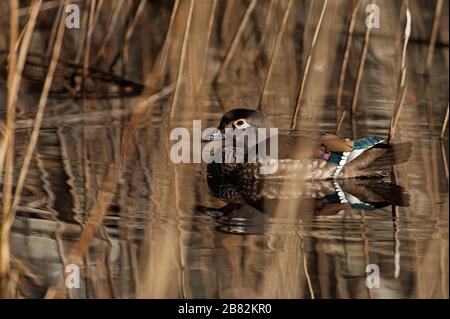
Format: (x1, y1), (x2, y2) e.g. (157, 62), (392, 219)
(0, 0), (448, 299)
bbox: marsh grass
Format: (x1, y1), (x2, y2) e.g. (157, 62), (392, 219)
(0, 0), (448, 298)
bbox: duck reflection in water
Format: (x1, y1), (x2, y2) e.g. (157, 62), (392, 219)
(197, 176), (410, 235)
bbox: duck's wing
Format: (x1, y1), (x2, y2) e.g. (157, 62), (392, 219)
(276, 132), (353, 160)
(263, 132), (411, 178)
(281, 134), (410, 178)
(338, 141), (412, 178)
(276, 133), (318, 160)
(318, 133), (354, 152)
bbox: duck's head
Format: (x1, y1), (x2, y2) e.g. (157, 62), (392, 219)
(204, 108), (275, 141)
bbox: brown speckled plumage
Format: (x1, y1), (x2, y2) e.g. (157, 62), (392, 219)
(205, 108), (412, 180)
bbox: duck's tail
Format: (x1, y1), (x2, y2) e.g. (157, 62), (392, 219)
(330, 137), (412, 178)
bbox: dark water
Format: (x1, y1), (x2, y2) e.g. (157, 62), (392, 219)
(4, 28), (449, 298)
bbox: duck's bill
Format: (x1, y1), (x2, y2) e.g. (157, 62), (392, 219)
(202, 128), (224, 142)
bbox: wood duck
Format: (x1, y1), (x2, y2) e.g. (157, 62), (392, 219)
(204, 108), (412, 180)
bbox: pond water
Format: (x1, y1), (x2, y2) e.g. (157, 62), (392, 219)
(1, 1), (448, 299)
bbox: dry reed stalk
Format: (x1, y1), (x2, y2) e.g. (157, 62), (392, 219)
(79, 1), (112, 64)
(0, 2), (17, 184)
(94, 0), (126, 64)
(301, 239), (314, 299)
(121, 84), (175, 148)
(81, 0), (97, 213)
(399, 2), (411, 88)
(10, 0), (68, 223)
(73, 3), (89, 65)
(169, 0), (195, 119)
(123, 0), (147, 62)
(258, 0), (278, 52)
(394, 0), (406, 76)
(350, 0), (375, 115)
(0, 0), (19, 294)
(16, 108), (132, 128)
(335, 0), (360, 115)
(440, 139), (448, 180)
(9, 22), (26, 58)
(115, 79), (171, 225)
(389, 2), (411, 142)
(425, 0), (443, 73)
(219, 0), (237, 44)
(72, 166), (118, 263)
(393, 210), (401, 279)
(73, 84), (172, 296)
(255, 0), (278, 66)
(45, 1), (64, 56)
(440, 102), (449, 140)
(0, 0), (41, 294)
(148, 0), (180, 88)
(389, 85), (408, 142)
(427, 92), (441, 202)
(290, 0), (328, 130)
(92, 0), (104, 26)
(335, 110), (346, 135)
(258, 0), (293, 108)
(82, 0), (96, 86)
(214, 0), (258, 83)
(74, 0), (103, 64)
(196, 0), (218, 94)
(301, 1), (314, 52)
(44, 84), (174, 298)
(360, 212), (373, 298)
(389, 170), (401, 280)
(16, 0), (79, 16)
(0, 0), (42, 182)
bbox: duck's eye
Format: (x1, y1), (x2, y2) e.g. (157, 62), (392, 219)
(234, 119), (249, 128)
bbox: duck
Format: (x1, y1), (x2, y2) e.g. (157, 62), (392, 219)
(203, 108), (412, 179)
